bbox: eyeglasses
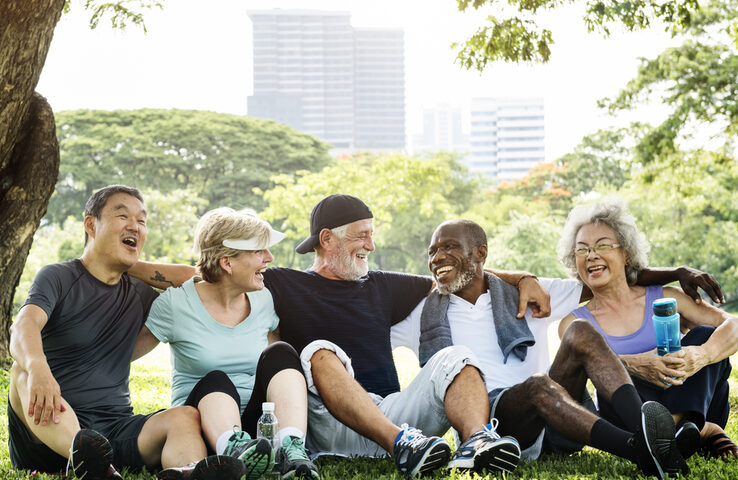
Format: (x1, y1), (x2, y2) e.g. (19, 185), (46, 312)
(574, 243), (621, 257)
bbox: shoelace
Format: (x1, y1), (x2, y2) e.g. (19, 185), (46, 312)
(482, 418), (502, 440)
(283, 436), (310, 460)
(397, 423), (427, 450)
(226, 427), (251, 452)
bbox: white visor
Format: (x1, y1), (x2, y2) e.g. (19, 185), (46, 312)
(222, 228), (286, 251)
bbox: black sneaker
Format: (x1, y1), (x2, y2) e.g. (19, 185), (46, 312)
(633, 401), (687, 479)
(675, 421), (701, 461)
(221, 429), (274, 480)
(67, 429), (122, 480)
(157, 455), (246, 480)
(448, 421), (520, 473)
(276, 435), (319, 479)
(393, 423), (451, 477)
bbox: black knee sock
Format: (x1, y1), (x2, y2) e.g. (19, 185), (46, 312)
(590, 418), (637, 462)
(610, 384), (643, 432)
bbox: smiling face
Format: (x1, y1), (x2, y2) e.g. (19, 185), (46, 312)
(324, 218), (374, 281)
(224, 249), (274, 291)
(428, 223), (483, 296)
(85, 192), (147, 270)
(574, 222), (627, 288)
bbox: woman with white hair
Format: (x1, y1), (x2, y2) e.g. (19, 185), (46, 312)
(557, 197), (738, 461)
(136, 208), (319, 480)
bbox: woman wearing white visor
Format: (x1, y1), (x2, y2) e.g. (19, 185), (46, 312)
(138, 208), (319, 480)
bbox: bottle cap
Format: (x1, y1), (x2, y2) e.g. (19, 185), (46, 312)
(653, 298), (677, 317)
(262, 402), (275, 412)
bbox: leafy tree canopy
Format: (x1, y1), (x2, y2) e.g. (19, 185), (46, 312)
(259, 152), (484, 275)
(599, 0), (738, 163)
(50, 109), (331, 224)
(453, 0), (700, 67)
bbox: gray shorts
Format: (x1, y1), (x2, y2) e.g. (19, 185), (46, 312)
(300, 340), (482, 457)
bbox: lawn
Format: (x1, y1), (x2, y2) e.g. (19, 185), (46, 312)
(1, 344), (738, 479)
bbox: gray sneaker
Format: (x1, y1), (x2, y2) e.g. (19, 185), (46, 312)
(222, 429), (274, 480)
(276, 435), (319, 479)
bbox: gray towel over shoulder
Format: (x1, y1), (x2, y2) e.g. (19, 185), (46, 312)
(418, 272), (535, 366)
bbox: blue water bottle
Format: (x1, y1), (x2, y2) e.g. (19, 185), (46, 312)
(652, 298), (681, 356)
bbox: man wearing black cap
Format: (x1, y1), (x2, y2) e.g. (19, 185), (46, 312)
(131, 194), (547, 477)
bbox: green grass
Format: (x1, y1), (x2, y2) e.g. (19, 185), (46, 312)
(2, 345), (738, 479)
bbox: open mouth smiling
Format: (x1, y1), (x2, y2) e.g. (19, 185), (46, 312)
(122, 236), (138, 248)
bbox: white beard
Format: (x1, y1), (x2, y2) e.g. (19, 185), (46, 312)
(327, 241), (369, 281)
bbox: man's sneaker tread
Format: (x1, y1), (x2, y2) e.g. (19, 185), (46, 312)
(69, 429), (120, 480)
(393, 424), (451, 477)
(448, 422), (520, 473)
(634, 401), (687, 479)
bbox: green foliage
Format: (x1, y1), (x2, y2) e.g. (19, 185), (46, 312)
(624, 150), (738, 299)
(599, 0), (738, 162)
(259, 152), (484, 274)
(63, 0), (164, 32)
(454, 0), (701, 66)
(51, 109), (331, 225)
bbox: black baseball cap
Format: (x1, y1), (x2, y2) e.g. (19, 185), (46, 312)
(295, 194), (373, 254)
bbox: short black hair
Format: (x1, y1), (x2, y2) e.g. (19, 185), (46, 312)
(84, 185), (144, 244)
(438, 219), (487, 248)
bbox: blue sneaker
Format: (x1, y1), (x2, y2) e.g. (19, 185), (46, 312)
(275, 435), (319, 479)
(448, 420), (520, 473)
(393, 423), (451, 477)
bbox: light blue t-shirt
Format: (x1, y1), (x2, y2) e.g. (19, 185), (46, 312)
(145, 278), (279, 411)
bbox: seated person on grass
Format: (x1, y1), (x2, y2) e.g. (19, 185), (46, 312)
(130, 194), (558, 477)
(134, 207), (319, 480)
(391, 219), (724, 479)
(8, 185), (246, 480)
(558, 198), (738, 463)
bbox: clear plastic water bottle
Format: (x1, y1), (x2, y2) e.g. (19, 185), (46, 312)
(257, 402), (280, 478)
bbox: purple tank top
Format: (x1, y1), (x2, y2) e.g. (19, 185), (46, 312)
(570, 285), (663, 355)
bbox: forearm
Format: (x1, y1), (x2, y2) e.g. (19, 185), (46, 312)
(485, 268), (534, 287)
(10, 323), (49, 374)
(635, 266), (683, 286)
(129, 260), (195, 289)
(697, 316), (738, 364)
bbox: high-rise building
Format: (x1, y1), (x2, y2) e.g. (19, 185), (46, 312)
(469, 98), (545, 180)
(410, 105), (468, 154)
(247, 10), (405, 152)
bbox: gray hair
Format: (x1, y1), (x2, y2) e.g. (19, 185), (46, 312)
(557, 197), (650, 285)
(314, 224), (349, 254)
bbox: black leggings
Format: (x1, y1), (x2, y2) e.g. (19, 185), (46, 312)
(184, 341), (303, 437)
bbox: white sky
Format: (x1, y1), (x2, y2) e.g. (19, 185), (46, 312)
(38, 0), (676, 162)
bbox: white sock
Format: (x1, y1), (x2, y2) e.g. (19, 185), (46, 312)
(216, 430), (235, 455)
(277, 427), (304, 446)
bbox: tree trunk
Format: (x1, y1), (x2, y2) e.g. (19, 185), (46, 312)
(0, 0), (65, 363)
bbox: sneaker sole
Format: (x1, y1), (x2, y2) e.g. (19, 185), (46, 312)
(410, 440), (452, 477)
(70, 429), (114, 480)
(239, 439), (274, 480)
(281, 463), (320, 480)
(641, 401), (676, 480)
(192, 455), (246, 480)
(473, 438), (521, 473)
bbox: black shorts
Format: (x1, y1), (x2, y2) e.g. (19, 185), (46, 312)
(7, 398), (157, 473)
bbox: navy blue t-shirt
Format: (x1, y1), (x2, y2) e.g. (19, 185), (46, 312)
(264, 268), (432, 397)
(23, 259), (158, 424)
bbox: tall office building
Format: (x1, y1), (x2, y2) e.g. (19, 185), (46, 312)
(410, 105), (468, 154)
(247, 10), (405, 152)
(469, 98), (545, 180)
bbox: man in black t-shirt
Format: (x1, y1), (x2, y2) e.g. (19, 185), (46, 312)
(8, 185), (245, 480)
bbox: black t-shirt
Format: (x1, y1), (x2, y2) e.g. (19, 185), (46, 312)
(264, 268), (431, 397)
(23, 259), (159, 422)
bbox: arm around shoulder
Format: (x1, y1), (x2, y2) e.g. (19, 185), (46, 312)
(128, 260), (195, 290)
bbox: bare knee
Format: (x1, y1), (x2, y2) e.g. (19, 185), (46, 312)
(560, 319), (606, 356)
(166, 406), (200, 430)
(524, 374), (561, 404)
(310, 348), (340, 369)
